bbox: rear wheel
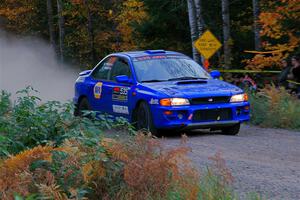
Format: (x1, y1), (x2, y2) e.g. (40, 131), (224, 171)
(136, 102), (159, 135)
(221, 123), (240, 135)
(74, 97), (91, 117)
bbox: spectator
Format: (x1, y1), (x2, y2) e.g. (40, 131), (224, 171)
(291, 55), (300, 97)
(278, 59), (291, 88)
(291, 55), (300, 80)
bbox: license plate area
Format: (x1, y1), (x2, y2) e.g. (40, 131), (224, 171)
(193, 108), (232, 122)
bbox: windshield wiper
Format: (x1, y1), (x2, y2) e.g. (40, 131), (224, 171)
(141, 79), (166, 83)
(168, 76), (207, 81)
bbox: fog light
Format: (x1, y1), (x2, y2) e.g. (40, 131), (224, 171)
(164, 111), (173, 115)
(244, 106), (250, 111)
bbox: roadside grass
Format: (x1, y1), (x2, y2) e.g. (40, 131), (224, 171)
(0, 88), (264, 200)
(249, 85), (300, 130)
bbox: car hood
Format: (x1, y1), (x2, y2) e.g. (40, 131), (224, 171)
(141, 79), (243, 98)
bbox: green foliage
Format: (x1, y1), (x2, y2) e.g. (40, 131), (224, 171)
(198, 168), (236, 200)
(249, 86), (300, 130)
(0, 87), (133, 157)
(14, 194), (38, 200)
(134, 0), (190, 54)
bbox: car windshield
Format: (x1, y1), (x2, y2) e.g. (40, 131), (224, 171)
(133, 56), (211, 82)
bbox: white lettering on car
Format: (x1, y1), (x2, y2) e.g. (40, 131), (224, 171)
(112, 105), (129, 114)
(149, 98), (159, 105)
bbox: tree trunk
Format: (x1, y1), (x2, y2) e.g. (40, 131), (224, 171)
(221, 0), (231, 69)
(194, 0), (204, 64)
(46, 0), (56, 52)
(83, 0), (96, 65)
(187, 0), (200, 63)
(252, 0), (261, 50)
(57, 0), (65, 62)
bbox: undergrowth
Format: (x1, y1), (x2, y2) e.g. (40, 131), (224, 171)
(0, 86), (133, 157)
(249, 85), (300, 130)
(0, 88), (264, 200)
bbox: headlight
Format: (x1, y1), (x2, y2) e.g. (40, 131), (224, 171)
(160, 98), (190, 106)
(230, 93), (248, 102)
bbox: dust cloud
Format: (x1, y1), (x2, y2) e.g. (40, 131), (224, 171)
(0, 31), (80, 102)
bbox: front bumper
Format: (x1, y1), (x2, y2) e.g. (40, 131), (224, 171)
(184, 120), (240, 129)
(150, 102), (250, 130)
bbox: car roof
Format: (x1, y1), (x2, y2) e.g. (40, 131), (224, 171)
(111, 50), (187, 59)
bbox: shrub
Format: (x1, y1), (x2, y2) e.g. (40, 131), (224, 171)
(0, 87), (132, 157)
(249, 85), (300, 130)
(104, 133), (200, 200)
(0, 133), (202, 200)
(198, 152), (235, 200)
(1, 132), (252, 200)
(0, 146), (56, 199)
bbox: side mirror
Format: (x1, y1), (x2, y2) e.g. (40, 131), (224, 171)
(210, 70), (221, 79)
(79, 70), (92, 76)
(115, 75), (133, 84)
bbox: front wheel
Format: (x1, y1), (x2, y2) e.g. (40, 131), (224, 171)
(74, 97), (91, 117)
(136, 102), (159, 135)
(221, 123), (240, 135)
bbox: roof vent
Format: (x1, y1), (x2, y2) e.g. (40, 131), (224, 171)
(145, 50), (166, 54)
(176, 80), (207, 85)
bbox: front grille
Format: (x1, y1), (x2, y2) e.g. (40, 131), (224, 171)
(190, 96), (230, 105)
(193, 108), (232, 121)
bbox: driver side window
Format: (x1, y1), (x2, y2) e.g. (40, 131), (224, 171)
(92, 56), (117, 80)
(109, 58), (131, 81)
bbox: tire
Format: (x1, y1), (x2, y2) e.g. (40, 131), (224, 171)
(74, 97), (91, 117)
(221, 123), (240, 135)
(136, 101), (159, 135)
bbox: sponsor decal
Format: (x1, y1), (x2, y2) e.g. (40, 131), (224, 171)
(112, 105), (129, 114)
(94, 82), (103, 99)
(112, 87), (129, 102)
(149, 98), (159, 105)
(133, 55), (186, 62)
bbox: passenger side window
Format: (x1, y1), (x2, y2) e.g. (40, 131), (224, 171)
(110, 58), (131, 81)
(92, 56), (117, 80)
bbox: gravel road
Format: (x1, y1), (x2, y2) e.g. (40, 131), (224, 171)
(162, 125), (300, 200)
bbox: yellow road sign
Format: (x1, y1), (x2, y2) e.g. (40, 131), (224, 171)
(194, 30), (222, 60)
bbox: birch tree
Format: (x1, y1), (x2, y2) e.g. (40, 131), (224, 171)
(46, 0), (56, 52)
(57, 0), (65, 62)
(187, 0), (200, 63)
(252, 0), (261, 50)
(221, 0), (231, 68)
(83, 0), (96, 65)
(194, 0), (204, 64)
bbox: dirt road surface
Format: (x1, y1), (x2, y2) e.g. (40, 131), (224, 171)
(163, 125), (300, 200)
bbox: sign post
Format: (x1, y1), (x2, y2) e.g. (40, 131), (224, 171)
(203, 59), (210, 70)
(194, 30), (222, 69)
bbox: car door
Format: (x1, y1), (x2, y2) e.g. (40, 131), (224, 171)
(89, 56), (117, 113)
(105, 57), (133, 118)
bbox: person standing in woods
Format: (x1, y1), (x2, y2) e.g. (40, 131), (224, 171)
(278, 59), (292, 88)
(291, 55), (300, 98)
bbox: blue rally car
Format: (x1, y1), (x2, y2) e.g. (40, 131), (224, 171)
(74, 50), (250, 135)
